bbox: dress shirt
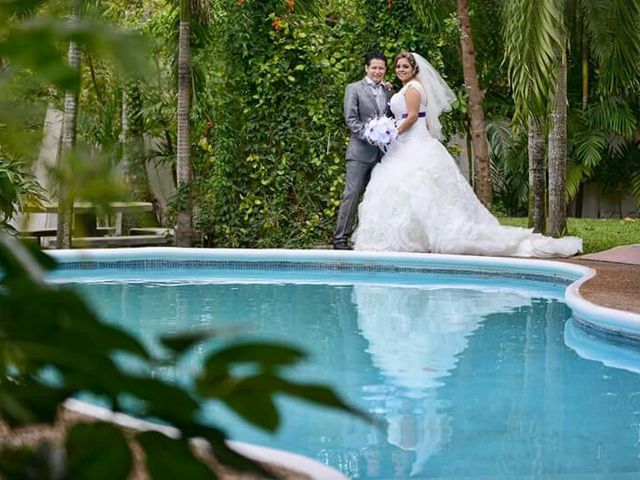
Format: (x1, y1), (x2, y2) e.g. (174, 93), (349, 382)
(365, 77), (387, 113)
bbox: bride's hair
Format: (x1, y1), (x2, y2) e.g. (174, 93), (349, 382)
(393, 52), (419, 75)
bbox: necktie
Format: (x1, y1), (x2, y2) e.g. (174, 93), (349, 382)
(373, 84), (386, 113)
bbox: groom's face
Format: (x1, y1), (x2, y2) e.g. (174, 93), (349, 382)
(365, 59), (387, 84)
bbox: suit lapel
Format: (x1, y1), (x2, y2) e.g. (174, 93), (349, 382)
(360, 79), (380, 115)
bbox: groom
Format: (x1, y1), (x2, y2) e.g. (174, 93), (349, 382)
(333, 52), (393, 250)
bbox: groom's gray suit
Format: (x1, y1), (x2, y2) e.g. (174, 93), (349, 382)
(333, 78), (393, 246)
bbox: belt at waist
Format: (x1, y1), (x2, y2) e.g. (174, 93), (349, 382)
(401, 112), (426, 118)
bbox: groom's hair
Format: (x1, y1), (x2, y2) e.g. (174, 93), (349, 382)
(365, 52), (387, 66)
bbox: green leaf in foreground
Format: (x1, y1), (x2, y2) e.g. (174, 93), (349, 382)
(204, 342), (306, 372)
(66, 422), (132, 480)
(137, 431), (217, 480)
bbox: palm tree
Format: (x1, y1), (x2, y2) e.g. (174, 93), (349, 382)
(565, 1), (640, 215)
(121, 2), (152, 216)
(56, 11), (81, 249)
(528, 118), (546, 232)
(547, 45), (568, 236)
(503, 0), (640, 234)
(174, 0), (204, 247)
(174, 0), (320, 247)
(503, 0), (564, 234)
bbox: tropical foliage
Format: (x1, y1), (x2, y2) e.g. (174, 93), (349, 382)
(1, 0), (638, 475)
(0, 233), (363, 478)
(0, 153), (47, 230)
(503, 0), (640, 235)
(1, 0), (639, 246)
(195, 0), (462, 247)
(0, 3), (363, 477)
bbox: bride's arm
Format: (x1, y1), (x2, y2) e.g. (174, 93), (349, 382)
(396, 87), (421, 136)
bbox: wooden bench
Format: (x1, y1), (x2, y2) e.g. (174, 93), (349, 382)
(129, 227), (174, 237)
(24, 201), (154, 237)
(41, 234), (173, 249)
(18, 227), (116, 246)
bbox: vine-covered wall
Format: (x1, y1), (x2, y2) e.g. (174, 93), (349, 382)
(195, 0), (454, 247)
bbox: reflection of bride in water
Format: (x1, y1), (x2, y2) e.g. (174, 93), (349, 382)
(353, 284), (534, 476)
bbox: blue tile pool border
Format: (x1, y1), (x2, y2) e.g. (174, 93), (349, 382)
(55, 259), (575, 287)
(47, 247), (640, 345)
(573, 315), (640, 349)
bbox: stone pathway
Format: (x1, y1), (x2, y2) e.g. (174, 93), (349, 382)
(578, 244), (640, 266)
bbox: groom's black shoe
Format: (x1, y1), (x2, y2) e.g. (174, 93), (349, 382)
(333, 240), (352, 250)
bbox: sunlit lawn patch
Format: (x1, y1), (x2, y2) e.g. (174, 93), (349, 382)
(499, 217), (640, 254)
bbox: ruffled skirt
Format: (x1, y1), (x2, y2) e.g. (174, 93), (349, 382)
(352, 134), (582, 257)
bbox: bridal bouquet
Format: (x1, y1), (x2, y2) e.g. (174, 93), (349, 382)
(364, 116), (398, 151)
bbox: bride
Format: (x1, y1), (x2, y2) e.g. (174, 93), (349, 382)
(352, 52), (582, 257)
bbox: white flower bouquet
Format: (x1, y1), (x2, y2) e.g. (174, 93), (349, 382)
(364, 116), (398, 151)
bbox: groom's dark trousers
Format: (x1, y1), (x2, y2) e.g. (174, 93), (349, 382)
(333, 78), (392, 246)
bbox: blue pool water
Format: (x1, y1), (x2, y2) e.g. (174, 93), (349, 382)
(59, 269), (640, 479)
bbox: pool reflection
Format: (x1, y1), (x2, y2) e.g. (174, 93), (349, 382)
(73, 279), (640, 479)
(352, 284), (534, 477)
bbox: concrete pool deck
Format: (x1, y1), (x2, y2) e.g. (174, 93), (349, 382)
(562, 244), (640, 314)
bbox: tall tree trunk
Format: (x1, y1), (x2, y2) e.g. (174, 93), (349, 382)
(122, 81), (148, 199)
(466, 119), (474, 187)
(528, 118), (546, 233)
(56, 33), (80, 249)
(121, 3), (154, 234)
(574, 22), (588, 217)
(580, 25), (588, 110)
(457, 0), (492, 206)
(121, 79), (153, 233)
(175, 1), (192, 247)
(548, 47), (568, 237)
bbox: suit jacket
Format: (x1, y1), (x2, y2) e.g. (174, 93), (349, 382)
(343, 78), (394, 164)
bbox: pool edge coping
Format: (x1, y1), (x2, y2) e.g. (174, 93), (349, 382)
(63, 399), (346, 480)
(47, 246), (640, 341)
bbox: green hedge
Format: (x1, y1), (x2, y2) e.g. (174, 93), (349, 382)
(194, 0), (454, 247)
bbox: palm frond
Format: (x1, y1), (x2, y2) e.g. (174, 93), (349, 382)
(487, 119), (529, 214)
(486, 119), (515, 162)
(502, 0), (565, 126)
(587, 96), (637, 137)
(573, 129), (606, 169)
(580, 0), (640, 94)
(407, 0), (454, 29)
(565, 108), (603, 197)
(286, 0), (322, 16)
(190, 0), (211, 25)
(566, 160), (589, 200)
(175, 0), (211, 25)
(0, 0), (45, 18)
(607, 134), (628, 158)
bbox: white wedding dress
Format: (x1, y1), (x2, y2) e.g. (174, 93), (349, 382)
(352, 80), (582, 257)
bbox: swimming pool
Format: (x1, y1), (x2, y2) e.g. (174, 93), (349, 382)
(49, 248), (640, 479)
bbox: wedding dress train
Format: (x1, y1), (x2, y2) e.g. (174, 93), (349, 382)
(352, 80), (582, 257)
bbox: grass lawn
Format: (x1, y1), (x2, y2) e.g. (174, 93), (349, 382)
(499, 217), (640, 254)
